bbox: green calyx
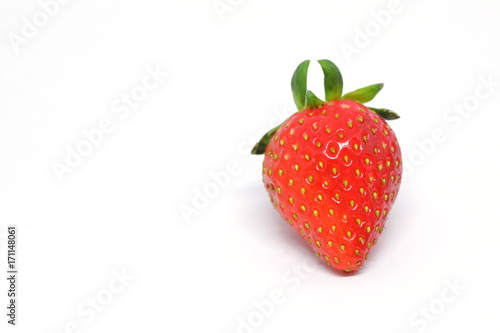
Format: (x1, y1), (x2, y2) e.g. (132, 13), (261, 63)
(251, 59), (400, 155)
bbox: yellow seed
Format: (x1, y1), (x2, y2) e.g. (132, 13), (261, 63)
(284, 155), (289, 160)
(304, 134), (309, 141)
(313, 124), (318, 130)
(289, 197), (294, 204)
(382, 178), (386, 185)
(359, 237), (364, 244)
(279, 169), (283, 176)
(328, 241), (333, 247)
(313, 210), (319, 217)
(358, 116), (363, 122)
(332, 225), (336, 232)
(372, 128), (376, 134)
(335, 193), (340, 201)
(356, 218), (361, 225)
(347, 231), (351, 237)
(294, 164), (299, 171)
(300, 229), (304, 235)
(344, 180), (348, 187)
(316, 142), (321, 148)
(384, 130), (388, 135)
(293, 144), (298, 151)
(290, 129), (295, 135)
(363, 135), (367, 142)
(365, 158), (370, 165)
(317, 226), (323, 233)
(277, 187), (282, 194)
(374, 147), (378, 154)
(305, 154), (310, 160)
(387, 161), (391, 168)
(347, 121), (352, 128)
(359, 188), (364, 194)
(280, 139), (284, 146)
(375, 210), (380, 217)
(350, 200), (355, 207)
(334, 256), (339, 263)
(354, 144), (359, 151)
(305, 222), (310, 229)
(329, 209), (334, 215)
(301, 205), (306, 211)
(293, 213), (298, 220)
(333, 168), (337, 175)
(273, 153), (278, 160)
(391, 146), (395, 152)
(289, 179), (294, 186)
(384, 194), (388, 201)
(335, 114), (339, 119)
(268, 169), (272, 175)
(355, 249), (360, 256)
(344, 155), (349, 163)
(301, 188), (306, 195)
(378, 164), (383, 171)
(364, 206), (369, 213)
(324, 180), (329, 187)
(373, 192), (378, 199)
(366, 226), (371, 233)
(340, 244), (345, 251)
(326, 128), (331, 134)
(374, 118), (379, 123)
(325, 255), (330, 261)
(308, 175), (314, 182)
(355, 169), (360, 176)
(318, 194), (323, 201)
(299, 118), (304, 125)
(315, 240), (321, 247)
(319, 161), (324, 168)
(339, 133), (344, 139)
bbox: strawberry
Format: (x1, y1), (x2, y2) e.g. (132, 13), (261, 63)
(251, 60), (402, 272)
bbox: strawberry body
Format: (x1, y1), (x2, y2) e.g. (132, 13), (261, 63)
(252, 59), (403, 273)
(262, 100), (402, 272)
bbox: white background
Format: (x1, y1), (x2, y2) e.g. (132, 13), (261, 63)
(1, 0), (499, 332)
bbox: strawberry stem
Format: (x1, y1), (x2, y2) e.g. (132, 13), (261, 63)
(305, 90), (325, 109)
(342, 83), (384, 103)
(251, 123), (282, 155)
(291, 60), (311, 111)
(318, 59), (343, 101)
(368, 107), (400, 120)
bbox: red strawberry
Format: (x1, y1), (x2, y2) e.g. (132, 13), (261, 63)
(252, 60), (402, 272)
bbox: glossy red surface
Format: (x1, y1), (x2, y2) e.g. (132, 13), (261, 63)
(262, 99), (402, 272)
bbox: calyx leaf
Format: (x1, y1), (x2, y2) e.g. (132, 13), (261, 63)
(342, 83), (384, 103)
